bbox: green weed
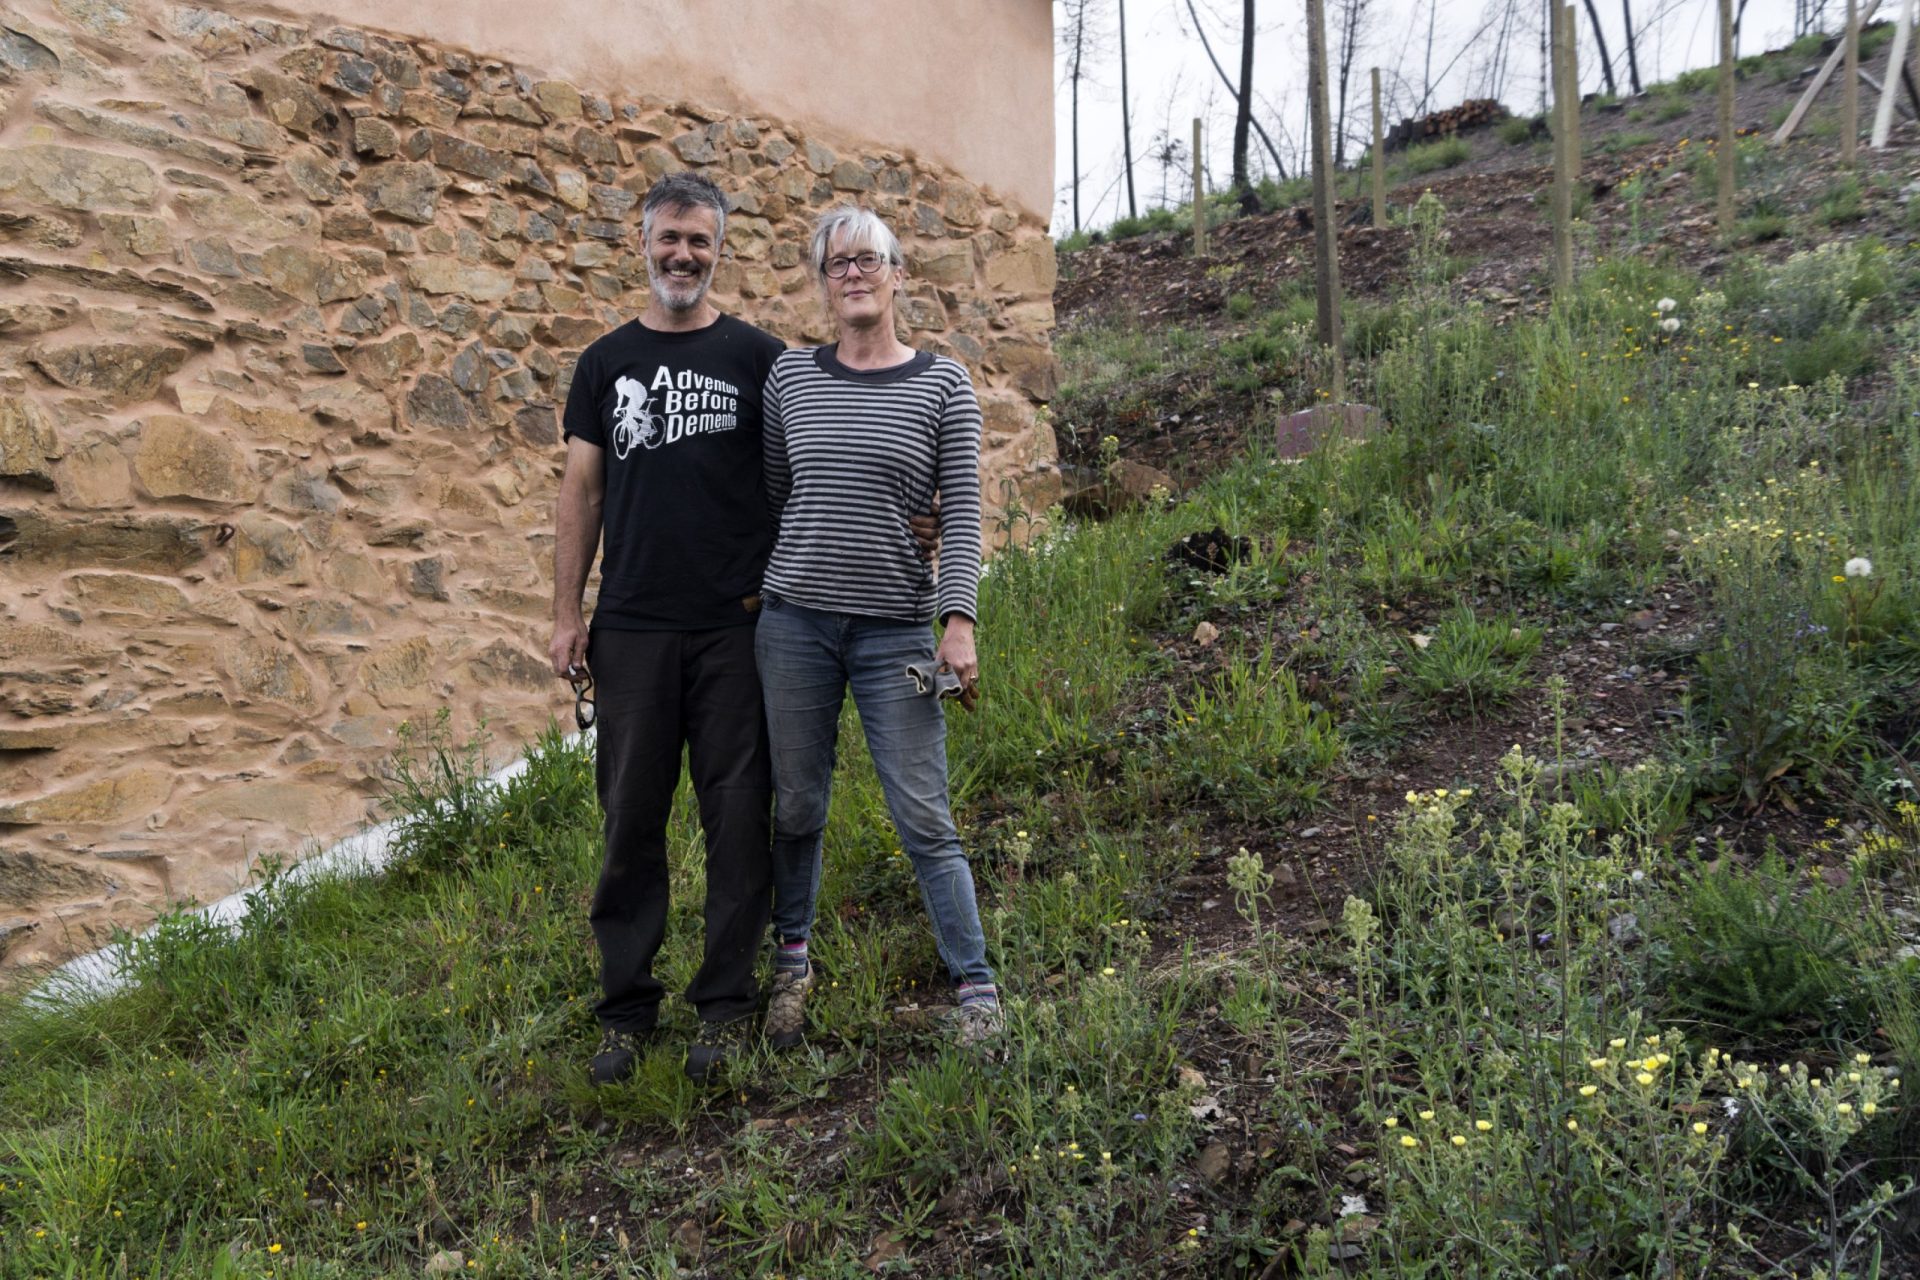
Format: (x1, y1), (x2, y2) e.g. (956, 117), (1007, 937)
(1162, 646), (1343, 820)
(1403, 605), (1543, 715)
(1649, 852), (1874, 1040)
(1399, 136), (1471, 177)
(1497, 115), (1538, 146)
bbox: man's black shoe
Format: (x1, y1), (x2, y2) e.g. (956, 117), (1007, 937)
(684, 1016), (755, 1084)
(589, 1026), (657, 1086)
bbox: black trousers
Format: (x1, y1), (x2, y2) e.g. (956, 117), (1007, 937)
(586, 624), (772, 1028)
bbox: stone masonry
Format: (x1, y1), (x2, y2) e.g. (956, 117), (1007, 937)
(0, 0), (1060, 971)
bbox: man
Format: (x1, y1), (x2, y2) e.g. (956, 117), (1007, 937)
(549, 172), (784, 1085)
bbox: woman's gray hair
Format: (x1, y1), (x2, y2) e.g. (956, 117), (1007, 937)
(809, 205), (903, 275)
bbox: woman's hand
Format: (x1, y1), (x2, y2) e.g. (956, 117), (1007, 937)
(935, 615), (979, 711)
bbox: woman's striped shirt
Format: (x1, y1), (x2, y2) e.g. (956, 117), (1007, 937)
(761, 345), (982, 625)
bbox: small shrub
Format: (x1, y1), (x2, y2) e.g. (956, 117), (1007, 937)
(1496, 115), (1537, 146)
(1687, 518), (1864, 808)
(386, 710), (499, 881)
(1401, 135), (1471, 176)
(1655, 97), (1691, 123)
(1261, 294), (1319, 334)
(1778, 326), (1873, 384)
(1108, 207), (1180, 240)
(1785, 31), (1827, 60)
(1216, 366), (1264, 395)
(1736, 213), (1789, 243)
(1649, 853), (1872, 1039)
(1218, 331), (1282, 367)
(1756, 240), (1887, 338)
(1225, 290), (1256, 320)
(1342, 656), (1413, 753)
(1056, 228), (1095, 254)
(1816, 174), (1865, 225)
(1672, 66), (1718, 95)
(1345, 300), (1414, 359)
(1254, 174), (1313, 210)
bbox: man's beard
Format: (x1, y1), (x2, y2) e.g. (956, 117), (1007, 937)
(646, 255), (714, 312)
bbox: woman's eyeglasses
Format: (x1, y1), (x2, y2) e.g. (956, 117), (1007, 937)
(823, 252), (889, 278)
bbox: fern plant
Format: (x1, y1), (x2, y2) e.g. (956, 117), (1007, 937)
(1651, 853), (1870, 1041)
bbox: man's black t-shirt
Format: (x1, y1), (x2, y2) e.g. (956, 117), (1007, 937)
(562, 314), (786, 631)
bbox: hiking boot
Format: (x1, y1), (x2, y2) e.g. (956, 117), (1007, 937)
(684, 1016), (755, 1084)
(588, 1026), (657, 1086)
(949, 999), (1005, 1049)
(765, 965), (814, 1051)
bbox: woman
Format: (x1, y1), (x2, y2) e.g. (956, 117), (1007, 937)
(756, 205), (999, 1049)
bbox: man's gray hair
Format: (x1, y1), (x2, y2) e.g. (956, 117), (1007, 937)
(641, 172), (728, 245)
(809, 205), (903, 276)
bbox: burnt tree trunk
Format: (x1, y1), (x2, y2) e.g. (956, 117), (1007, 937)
(1580, 0), (1619, 95)
(1232, 0), (1257, 206)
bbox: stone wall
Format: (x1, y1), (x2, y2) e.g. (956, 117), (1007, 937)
(0, 0), (1061, 971)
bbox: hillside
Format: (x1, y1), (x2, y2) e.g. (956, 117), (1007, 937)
(1056, 22), (1920, 484)
(3, 28), (1920, 1280)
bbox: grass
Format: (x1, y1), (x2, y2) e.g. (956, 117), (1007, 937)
(1056, 188), (1281, 253)
(1497, 115), (1538, 146)
(1397, 135), (1471, 178)
(1818, 174), (1865, 225)
(1597, 130), (1658, 155)
(7, 183), (1920, 1277)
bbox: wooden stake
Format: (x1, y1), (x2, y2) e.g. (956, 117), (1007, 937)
(1857, 65), (1917, 115)
(1773, 0), (1884, 142)
(1564, 4), (1581, 178)
(1871, 0), (1917, 146)
(1371, 67), (1386, 229)
(1307, 0), (1344, 398)
(1551, 3), (1573, 291)
(1719, 0), (1736, 233)
(1913, 0), (1920, 131)
(1844, 0), (1860, 163)
(1191, 116), (1207, 256)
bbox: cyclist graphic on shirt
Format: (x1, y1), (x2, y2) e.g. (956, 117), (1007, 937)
(609, 375), (665, 459)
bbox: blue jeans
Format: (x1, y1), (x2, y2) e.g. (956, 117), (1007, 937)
(754, 593), (994, 990)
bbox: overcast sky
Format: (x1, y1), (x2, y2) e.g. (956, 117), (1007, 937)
(1050, 0), (1820, 233)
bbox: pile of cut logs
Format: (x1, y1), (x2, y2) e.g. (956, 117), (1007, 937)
(1384, 99), (1511, 152)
